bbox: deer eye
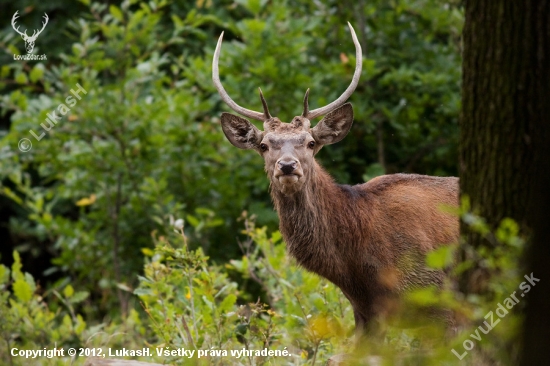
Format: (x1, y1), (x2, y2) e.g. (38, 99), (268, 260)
(260, 143), (268, 152)
(308, 141), (316, 149)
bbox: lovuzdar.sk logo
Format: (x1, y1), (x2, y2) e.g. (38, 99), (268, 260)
(11, 10), (49, 61)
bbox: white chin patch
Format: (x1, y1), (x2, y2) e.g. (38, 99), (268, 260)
(278, 175), (299, 185)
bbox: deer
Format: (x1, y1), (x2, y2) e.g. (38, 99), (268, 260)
(11, 11), (49, 54)
(212, 23), (459, 335)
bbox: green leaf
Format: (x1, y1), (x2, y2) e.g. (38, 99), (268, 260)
(110, 5), (124, 22)
(234, 323), (248, 336)
(13, 278), (33, 302)
(15, 72), (28, 84)
(141, 248), (154, 257)
(134, 287), (153, 296)
(495, 217), (519, 244)
(279, 278), (294, 288)
(202, 295), (214, 310)
(406, 287), (439, 306)
(8, 44), (19, 55)
(24, 272), (36, 293)
(0, 265), (10, 285)
(426, 245), (455, 269)
(62, 314), (72, 328)
(219, 294), (236, 313)
(11, 251), (23, 281)
(74, 314), (87, 334)
(63, 284), (75, 298)
(206, 218), (224, 228)
(69, 291), (90, 304)
(29, 64), (44, 83)
(171, 14), (184, 28)
(185, 214), (200, 228)
(137, 275), (152, 283)
(1, 65), (10, 78)
(195, 207), (213, 216)
(271, 230), (282, 244)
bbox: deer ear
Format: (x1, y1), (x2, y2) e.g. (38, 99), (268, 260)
(311, 103), (353, 145)
(220, 113), (263, 150)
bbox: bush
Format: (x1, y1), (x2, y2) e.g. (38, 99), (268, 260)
(134, 214), (355, 365)
(2, 204), (526, 365)
(0, 0), (462, 319)
(0, 250), (146, 365)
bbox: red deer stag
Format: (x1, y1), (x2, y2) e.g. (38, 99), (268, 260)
(212, 23), (459, 333)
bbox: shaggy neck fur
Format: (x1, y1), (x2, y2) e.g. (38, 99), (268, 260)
(270, 161), (369, 287)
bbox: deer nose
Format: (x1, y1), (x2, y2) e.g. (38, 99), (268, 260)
(278, 160), (297, 175)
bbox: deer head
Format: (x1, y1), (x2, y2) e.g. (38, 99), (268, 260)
(12, 11), (49, 54)
(212, 23), (362, 195)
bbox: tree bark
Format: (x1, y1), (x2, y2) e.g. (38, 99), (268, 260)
(460, 1), (550, 364)
(460, 1), (547, 235)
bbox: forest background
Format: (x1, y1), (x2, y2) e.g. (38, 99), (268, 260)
(2, 0), (531, 365)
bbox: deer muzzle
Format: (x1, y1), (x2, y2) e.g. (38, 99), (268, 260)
(279, 161), (297, 175)
(275, 159), (302, 185)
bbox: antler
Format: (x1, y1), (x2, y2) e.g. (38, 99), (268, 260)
(258, 88), (272, 120)
(11, 11), (27, 37)
(212, 32), (267, 121)
(213, 22), (362, 122)
(302, 22), (362, 120)
(11, 12), (49, 40)
(32, 13), (49, 39)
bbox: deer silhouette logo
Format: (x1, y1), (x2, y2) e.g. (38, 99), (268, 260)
(11, 11), (49, 54)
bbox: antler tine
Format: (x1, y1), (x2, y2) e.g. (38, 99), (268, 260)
(212, 32), (266, 122)
(306, 22), (362, 120)
(30, 13), (48, 39)
(258, 88), (272, 120)
(11, 11), (27, 37)
(301, 88), (310, 117)
(38, 13), (49, 34)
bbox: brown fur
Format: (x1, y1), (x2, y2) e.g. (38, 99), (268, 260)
(220, 104), (459, 332)
(272, 164), (458, 331)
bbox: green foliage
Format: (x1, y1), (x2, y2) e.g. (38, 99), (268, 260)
(1, 250), (150, 366)
(1, 209), (528, 365)
(403, 198), (527, 364)
(134, 214), (354, 364)
(132, 211), (527, 365)
(0, 0), (463, 319)
(0, 0), (502, 364)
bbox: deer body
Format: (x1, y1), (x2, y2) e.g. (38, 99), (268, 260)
(273, 164), (458, 329)
(212, 23), (459, 332)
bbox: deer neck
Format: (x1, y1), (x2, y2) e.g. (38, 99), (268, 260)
(270, 162), (347, 280)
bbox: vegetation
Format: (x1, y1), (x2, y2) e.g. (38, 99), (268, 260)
(0, 0), (533, 365)
(0, 207), (528, 365)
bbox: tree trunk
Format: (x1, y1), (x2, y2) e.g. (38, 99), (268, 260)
(460, 0), (549, 286)
(460, 1), (547, 237)
(460, 1), (550, 364)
